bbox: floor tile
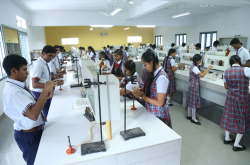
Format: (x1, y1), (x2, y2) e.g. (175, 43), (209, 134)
(181, 144), (199, 162)
(0, 115), (14, 126)
(236, 147), (250, 162)
(0, 136), (14, 154)
(0, 125), (14, 138)
(181, 158), (209, 165)
(183, 132), (226, 156)
(6, 139), (21, 153)
(202, 148), (250, 165)
(193, 115), (220, 131)
(0, 151), (26, 165)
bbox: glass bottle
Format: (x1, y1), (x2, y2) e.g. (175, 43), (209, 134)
(225, 48), (230, 56)
(99, 58), (105, 74)
(160, 45), (163, 50)
(187, 45), (190, 53)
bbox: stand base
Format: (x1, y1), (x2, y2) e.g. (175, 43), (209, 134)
(66, 146), (76, 155)
(120, 127), (146, 141)
(59, 88), (63, 91)
(81, 141), (106, 156)
(131, 105), (137, 111)
(83, 107), (95, 122)
(70, 83), (83, 88)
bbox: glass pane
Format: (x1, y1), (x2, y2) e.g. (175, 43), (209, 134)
(19, 32), (31, 64)
(206, 34), (211, 47)
(212, 33), (217, 44)
(184, 35), (186, 43)
(176, 35), (179, 46)
(160, 36), (163, 45)
(180, 35), (183, 45)
(0, 28), (6, 78)
(201, 34), (206, 50)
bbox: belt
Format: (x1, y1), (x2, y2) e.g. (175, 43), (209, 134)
(21, 125), (42, 132)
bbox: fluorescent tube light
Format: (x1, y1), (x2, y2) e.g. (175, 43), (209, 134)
(172, 12), (190, 18)
(110, 8), (122, 16)
(89, 28), (93, 30)
(91, 25), (113, 27)
(129, 1), (134, 4)
(136, 25), (155, 28)
(124, 27), (130, 30)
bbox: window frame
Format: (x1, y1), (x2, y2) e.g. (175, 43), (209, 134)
(175, 33), (187, 46)
(16, 15), (27, 29)
(155, 35), (163, 47)
(0, 25), (9, 80)
(199, 31), (217, 51)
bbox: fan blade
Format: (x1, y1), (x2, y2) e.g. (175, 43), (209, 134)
(98, 11), (107, 15)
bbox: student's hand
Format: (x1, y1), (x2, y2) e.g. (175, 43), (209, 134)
(208, 66), (213, 69)
(47, 88), (54, 99)
(61, 70), (67, 74)
(56, 80), (64, 86)
(178, 63), (184, 67)
(133, 89), (142, 98)
(55, 74), (62, 79)
(45, 81), (55, 90)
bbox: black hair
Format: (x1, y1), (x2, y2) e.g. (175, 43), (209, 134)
(112, 49), (123, 76)
(99, 51), (110, 62)
(120, 46), (124, 49)
(195, 43), (201, 48)
(82, 47), (85, 50)
(43, 45), (56, 54)
(124, 60), (136, 76)
(192, 54), (202, 66)
(54, 45), (60, 49)
(182, 43), (186, 47)
(62, 49), (66, 52)
(229, 55), (241, 67)
(110, 46), (113, 50)
(59, 46), (64, 51)
(125, 47), (129, 51)
(107, 45), (110, 48)
(240, 42), (243, 45)
(152, 44), (156, 49)
(171, 43), (175, 47)
(230, 38), (240, 45)
(163, 49), (176, 69)
(149, 44), (153, 47)
(141, 49), (159, 97)
(88, 46), (96, 55)
(213, 40), (220, 46)
(205, 46), (211, 50)
(3, 54), (28, 77)
(79, 47), (82, 49)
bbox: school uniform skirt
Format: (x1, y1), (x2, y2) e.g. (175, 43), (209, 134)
(220, 96), (250, 134)
(167, 73), (176, 94)
(186, 80), (201, 108)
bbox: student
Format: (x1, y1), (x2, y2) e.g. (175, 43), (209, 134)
(230, 38), (250, 67)
(123, 47), (131, 63)
(109, 46), (114, 65)
(212, 40), (220, 51)
(111, 49), (124, 80)
(99, 51), (111, 66)
(103, 47), (106, 52)
(120, 60), (145, 106)
(195, 43), (201, 51)
(221, 55), (250, 151)
(171, 43), (175, 48)
(53, 45), (63, 72)
(58, 46), (64, 64)
(48, 53), (58, 79)
(2, 54), (54, 165)
(163, 49), (184, 106)
(186, 54), (213, 125)
(31, 46), (62, 120)
(133, 49), (172, 127)
(120, 46), (124, 51)
(178, 43), (186, 56)
(87, 46), (96, 62)
(152, 44), (157, 54)
(205, 46), (211, 51)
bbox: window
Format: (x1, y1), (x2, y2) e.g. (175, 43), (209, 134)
(61, 38), (79, 45)
(19, 32), (31, 64)
(155, 35), (163, 47)
(16, 15), (27, 29)
(175, 34), (187, 45)
(127, 36), (142, 43)
(0, 27), (6, 79)
(200, 32), (217, 50)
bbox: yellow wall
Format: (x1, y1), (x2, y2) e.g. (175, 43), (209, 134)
(45, 26), (154, 51)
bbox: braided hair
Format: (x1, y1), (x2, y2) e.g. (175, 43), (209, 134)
(192, 54), (202, 66)
(142, 49), (159, 96)
(163, 49), (176, 69)
(88, 46), (96, 55)
(229, 55), (242, 67)
(124, 60), (136, 76)
(111, 49), (123, 76)
(99, 51), (110, 62)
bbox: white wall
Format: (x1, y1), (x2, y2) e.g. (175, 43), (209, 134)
(154, 7), (250, 48)
(0, 0), (46, 116)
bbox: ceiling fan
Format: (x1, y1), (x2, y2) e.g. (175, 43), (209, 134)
(98, 5), (111, 16)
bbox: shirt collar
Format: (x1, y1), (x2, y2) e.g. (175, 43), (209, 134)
(116, 60), (121, 64)
(232, 64), (240, 67)
(238, 46), (243, 51)
(7, 78), (25, 88)
(154, 66), (162, 77)
(39, 57), (48, 64)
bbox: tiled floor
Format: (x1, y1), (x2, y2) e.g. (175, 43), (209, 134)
(0, 98), (250, 164)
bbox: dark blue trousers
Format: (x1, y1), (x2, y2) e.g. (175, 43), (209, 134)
(32, 91), (51, 129)
(14, 129), (43, 165)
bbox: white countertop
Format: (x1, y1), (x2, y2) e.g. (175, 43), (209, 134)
(35, 71), (182, 165)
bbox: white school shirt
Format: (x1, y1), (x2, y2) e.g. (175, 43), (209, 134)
(31, 57), (51, 92)
(3, 78), (44, 131)
(54, 55), (61, 70)
(48, 60), (57, 75)
(169, 56), (175, 66)
(154, 66), (169, 93)
(124, 50), (129, 57)
(111, 60), (124, 73)
(109, 50), (113, 54)
(121, 72), (140, 92)
(223, 64), (250, 82)
(89, 51), (94, 58)
(212, 46), (218, 51)
(178, 47), (185, 56)
(236, 46), (250, 64)
(58, 52), (63, 62)
(154, 49), (158, 54)
(104, 60), (110, 66)
(192, 66), (201, 75)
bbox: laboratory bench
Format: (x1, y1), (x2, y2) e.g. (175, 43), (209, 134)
(35, 71), (182, 165)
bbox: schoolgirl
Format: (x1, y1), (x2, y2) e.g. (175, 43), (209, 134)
(163, 49), (184, 106)
(123, 47), (131, 63)
(221, 55), (250, 151)
(186, 54), (213, 125)
(152, 44), (157, 54)
(133, 50), (172, 128)
(120, 60), (145, 106)
(111, 49), (124, 80)
(99, 51), (111, 66)
(87, 46), (96, 62)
